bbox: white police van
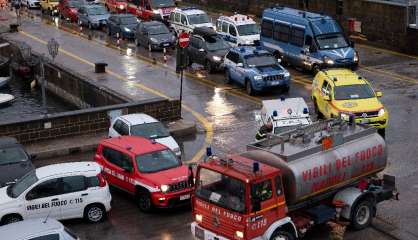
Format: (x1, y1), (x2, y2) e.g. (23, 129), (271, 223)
(216, 14), (260, 46)
(0, 162), (111, 225)
(260, 97), (312, 134)
(260, 6), (358, 72)
(169, 7), (214, 35)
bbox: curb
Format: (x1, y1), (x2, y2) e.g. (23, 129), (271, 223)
(28, 120), (197, 160)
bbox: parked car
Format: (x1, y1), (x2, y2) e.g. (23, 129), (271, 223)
(58, 0), (83, 22)
(187, 27), (231, 73)
(126, 0), (175, 22)
(169, 7), (214, 35)
(108, 113), (181, 157)
(107, 14), (139, 39)
(0, 137), (34, 188)
(0, 218), (79, 240)
(311, 68), (388, 136)
(95, 136), (193, 212)
(40, 0), (60, 15)
(0, 162), (111, 225)
(216, 14), (260, 46)
(135, 20), (176, 51)
(260, 6), (358, 72)
(77, 4), (110, 29)
(104, 0), (127, 13)
(224, 46), (291, 95)
(22, 0), (40, 9)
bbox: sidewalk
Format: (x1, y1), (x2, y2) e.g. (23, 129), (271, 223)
(25, 119), (196, 159)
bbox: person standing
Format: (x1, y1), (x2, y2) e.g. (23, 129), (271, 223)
(255, 122), (273, 141)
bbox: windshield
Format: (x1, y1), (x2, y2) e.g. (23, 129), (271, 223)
(0, 146), (28, 165)
(87, 6), (107, 15)
(245, 54), (276, 67)
(334, 84), (375, 100)
(151, 0), (174, 7)
(131, 122), (170, 139)
(237, 24), (259, 36)
(147, 24), (169, 35)
(195, 168), (246, 213)
(120, 17), (138, 25)
(136, 150), (180, 173)
(206, 36), (230, 51)
(8, 171), (38, 198)
(316, 33), (348, 50)
(188, 13), (210, 25)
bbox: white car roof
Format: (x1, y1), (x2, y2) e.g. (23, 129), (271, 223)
(218, 14), (256, 26)
(262, 97), (310, 120)
(36, 162), (100, 179)
(119, 113), (158, 126)
(0, 218), (63, 239)
(175, 8), (206, 16)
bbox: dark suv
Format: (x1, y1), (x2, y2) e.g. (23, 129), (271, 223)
(0, 137), (34, 187)
(187, 27), (231, 73)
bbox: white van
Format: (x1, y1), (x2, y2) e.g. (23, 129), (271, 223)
(216, 14), (260, 46)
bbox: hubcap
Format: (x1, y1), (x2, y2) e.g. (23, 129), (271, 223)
(356, 205), (370, 225)
(88, 207), (103, 222)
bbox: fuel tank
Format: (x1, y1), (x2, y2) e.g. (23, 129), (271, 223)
(242, 132), (387, 205)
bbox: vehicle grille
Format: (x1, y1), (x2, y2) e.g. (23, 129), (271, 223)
(201, 213), (236, 238)
(169, 180), (188, 192)
(336, 58), (352, 64)
(354, 111), (379, 118)
(263, 75), (283, 81)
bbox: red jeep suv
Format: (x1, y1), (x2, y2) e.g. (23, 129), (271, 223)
(95, 136), (193, 212)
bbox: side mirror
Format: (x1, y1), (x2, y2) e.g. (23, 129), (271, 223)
(198, 48), (205, 52)
(252, 198), (261, 212)
(376, 91), (383, 97)
(236, 62), (243, 67)
(323, 95), (331, 101)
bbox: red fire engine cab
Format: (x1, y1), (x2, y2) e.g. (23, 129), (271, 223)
(105, 0), (128, 13)
(126, 0), (175, 21)
(191, 119), (398, 240)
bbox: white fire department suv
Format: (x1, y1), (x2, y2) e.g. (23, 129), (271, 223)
(0, 162), (112, 225)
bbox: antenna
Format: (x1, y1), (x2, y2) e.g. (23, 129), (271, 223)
(43, 207), (53, 224)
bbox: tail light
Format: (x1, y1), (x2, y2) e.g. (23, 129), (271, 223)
(97, 173), (107, 187)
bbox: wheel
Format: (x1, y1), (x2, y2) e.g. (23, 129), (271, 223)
(378, 128), (386, 138)
(84, 204), (106, 223)
(224, 69), (231, 84)
(2, 214), (22, 225)
(313, 99), (323, 119)
(270, 230), (295, 240)
(136, 191), (153, 212)
(205, 61), (213, 73)
(351, 199), (374, 230)
(246, 80), (255, 96)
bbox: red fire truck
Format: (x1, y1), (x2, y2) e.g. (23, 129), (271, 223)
(191, 119), (398, 240)
(126, 0), (175, 21)
(105, 0), (128, 13)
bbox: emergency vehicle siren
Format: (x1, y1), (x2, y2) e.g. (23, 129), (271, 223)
(204, 146), (212, 162)
(280, 95), (285, 101)
(303, 108), (309, 114)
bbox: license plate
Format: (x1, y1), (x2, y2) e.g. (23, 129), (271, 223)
(271, 81), (280, 86)
(360, 119), (369, 124)
(195, 226), (204, 240)
(180, 194), (190, 201)
(163, 43), (170, 47)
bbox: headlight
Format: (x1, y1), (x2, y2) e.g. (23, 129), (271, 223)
(212, 56), (221, 61)
(195, 214), (203, 222)
(123, 27), (131, 32)
(160, 184), (169, 193)
(153, 9), (160, 14)
(254, 75), (263, 80)
(353, 51), (359, 62)
(324, 56), (334, 65)
(340, 113), (350, 121)
(236, 231), (244, 239)
(150, 37), (158, 43)
(378, 108), (385, 117)
(284, 71), (290, 78)
(117, 5), (124, 10)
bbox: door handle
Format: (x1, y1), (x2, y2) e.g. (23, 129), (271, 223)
(81, 193), (88, 196)
(51, 198), (59, 201)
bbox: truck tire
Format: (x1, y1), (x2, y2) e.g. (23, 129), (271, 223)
(136, 191), (153, 212)
(270, 230), (295, 240)
(84, 203), (106, 223)
(1, 214), (22, 225)
(351, 199), (374, 230)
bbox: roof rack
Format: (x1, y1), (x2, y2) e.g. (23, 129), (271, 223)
(207, 155), (260, 175)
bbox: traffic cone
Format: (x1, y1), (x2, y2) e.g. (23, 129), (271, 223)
(163, 47), (167, 64)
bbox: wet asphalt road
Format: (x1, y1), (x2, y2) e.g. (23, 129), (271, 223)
(1, 8), (418, 240)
